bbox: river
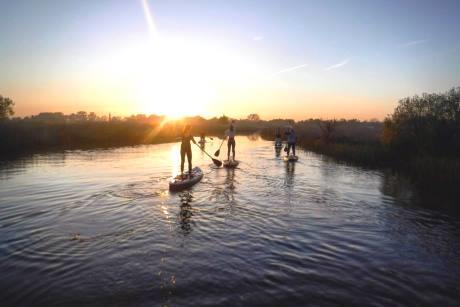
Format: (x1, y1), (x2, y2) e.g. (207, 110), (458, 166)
(1, 136), (459, 306)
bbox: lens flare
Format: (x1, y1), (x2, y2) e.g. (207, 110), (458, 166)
(140, 0), (158, 41)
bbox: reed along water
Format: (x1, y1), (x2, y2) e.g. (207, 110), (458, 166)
(1, 136), (459, 306)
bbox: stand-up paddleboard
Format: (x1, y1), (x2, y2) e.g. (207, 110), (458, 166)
(223, 159), (239, 168)
(169, 167), (203, 191)
(283, 155), (298, 162)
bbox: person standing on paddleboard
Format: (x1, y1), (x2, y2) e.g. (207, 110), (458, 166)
(285, 126), (297, 156)
(199, 132), (206, 143)
(181, 125), (197, 178)
(275, 128), (282, 145)
(225, 120), (236, 161)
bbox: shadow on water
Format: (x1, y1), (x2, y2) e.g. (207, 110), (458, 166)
(275, 146), (282, 157)
(313, 150), (460, 216)
(224, 168), (237, 206)
(284, 160), (295, 188)
(380, 170), (414, 205)
(283, 160), (296, 211)
(381, 170), (460, 216)
(178, 191), (194, 235)
(0, 152), (67, 179)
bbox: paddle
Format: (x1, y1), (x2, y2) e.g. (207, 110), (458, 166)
(214, 139), (225, 157)
(194, 142), (222, 167)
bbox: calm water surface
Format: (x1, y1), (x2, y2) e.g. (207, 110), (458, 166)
(1, 136), (459, 306)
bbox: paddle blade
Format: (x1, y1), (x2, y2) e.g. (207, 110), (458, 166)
(212, 158), (222, 167)
(214, 149), (220, 157)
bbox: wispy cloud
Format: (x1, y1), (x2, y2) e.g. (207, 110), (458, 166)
(399, 39), (427, 48)
(253, 35), (264, 41)
(325, 58), (350, 71)
(271, 63), (308, 76)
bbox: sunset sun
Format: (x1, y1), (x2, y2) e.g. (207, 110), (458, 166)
(133, 40), (216, 118)
(134, 0), (216, 118)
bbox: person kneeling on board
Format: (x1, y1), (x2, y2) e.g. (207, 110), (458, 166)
(225, 121), (236, 161)
(285, 126), (297, 156)
(181, 125), (197, 178)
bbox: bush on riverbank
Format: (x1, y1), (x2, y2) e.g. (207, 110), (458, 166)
(382, 87), (460, 158)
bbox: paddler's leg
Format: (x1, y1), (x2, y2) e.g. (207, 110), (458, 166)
(231, 139), (236, 160)
(292, 143), (296, 156)
(227, 140), (231, 161)
(287, 143), (291, 156)
(180, 145), (186, 176)
(186, 145), (192, 177)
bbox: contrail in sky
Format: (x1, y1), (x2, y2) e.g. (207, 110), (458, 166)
(141, 0), (158, 40)
(271, 63), (308, 76)
(325, 58), (350, 71)
(399, 39), (426, 48)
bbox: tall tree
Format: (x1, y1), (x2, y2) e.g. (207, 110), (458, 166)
(76, 111), (88, 121)
(318, 119), (337, 144)
(0, 95), (15, 119)
(383, 87), (460, 156)
(247, 113), (261, 121)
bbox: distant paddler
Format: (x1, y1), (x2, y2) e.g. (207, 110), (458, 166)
(275, 128), (282, 148)
(225, 120), (237, 161)
(199, 132), (206, 145)
(284, 126), (297, 158)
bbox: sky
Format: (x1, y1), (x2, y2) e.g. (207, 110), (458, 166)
(1, 0), (459, 120)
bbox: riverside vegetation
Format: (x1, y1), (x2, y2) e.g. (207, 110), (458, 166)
(1, 87), (459, 194)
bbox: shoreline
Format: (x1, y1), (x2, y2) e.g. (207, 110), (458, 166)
(263, 135), (460, 199)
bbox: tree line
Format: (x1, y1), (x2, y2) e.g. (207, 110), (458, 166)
(0, 99), (268, 154)
(2, 87), (460, 190)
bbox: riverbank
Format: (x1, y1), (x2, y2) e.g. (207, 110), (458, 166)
(306, 141), (459, 190)
(264, 131), (460, 195)
(0, 122), (173, 159)
(0, 118), (262, 157)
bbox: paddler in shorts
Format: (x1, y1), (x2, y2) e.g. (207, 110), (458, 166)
(180, 125), (197, 178)
(225, 120), (236, 161)
(285, 126), (297, 157)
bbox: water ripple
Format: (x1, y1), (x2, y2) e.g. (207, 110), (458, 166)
(0, 138), (459, 305)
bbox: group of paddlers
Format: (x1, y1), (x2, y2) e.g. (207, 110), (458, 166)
(275, 126), (297, 156)
(179, 121), (296, 177)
